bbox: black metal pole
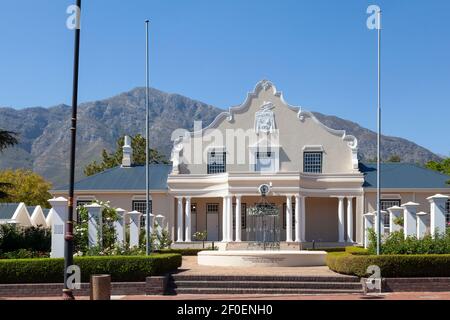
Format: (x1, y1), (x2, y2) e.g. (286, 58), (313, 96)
(64, 0), (81, 300)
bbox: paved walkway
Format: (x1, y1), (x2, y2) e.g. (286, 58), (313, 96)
(174, 256), (345, 277)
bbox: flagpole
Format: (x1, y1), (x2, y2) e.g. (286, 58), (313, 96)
(64, 0), (81, 300)
(376, 9), (382, 256)
(145, 20), (151, 256)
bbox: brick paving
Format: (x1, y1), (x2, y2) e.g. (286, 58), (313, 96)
(2, 292), (450, 300)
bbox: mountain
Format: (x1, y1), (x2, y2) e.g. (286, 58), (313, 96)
(0, 87), (442, 186)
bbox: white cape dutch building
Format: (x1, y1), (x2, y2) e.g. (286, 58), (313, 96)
(51, 80), (450, 247)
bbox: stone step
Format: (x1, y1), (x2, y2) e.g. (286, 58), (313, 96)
(172, 287), (364, 295)
(173, 280), (362, 290)
(171, 275), (361, 283)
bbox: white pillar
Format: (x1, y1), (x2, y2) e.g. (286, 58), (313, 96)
(286, 195), (293, 242)
(48, 197), (68, 258)
(294, 195), (301, 242)
(222, 196), (228, 242)
(376, 211), (387, 237)
(337, 197), (345, 242)
(114, 208), (126, 245)
(185, 197), (192, 242)
(227, 196), (233, 242)
(235, 195), (242, 242)
(177, 197), (184, 242)
(427, 194), (449, 238)
(416, 212), (429, 239)
(363, 212), (375, 249)
(402, 202), (420, 239)
(388, 206), (403, 233)
(86, 203), (103, 249)
(301, 196), (306, 242)
(128, 210), (142, 248)
(346, 197), (354, 243)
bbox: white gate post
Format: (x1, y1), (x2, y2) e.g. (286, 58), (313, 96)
(402, 202), (420, 239)
(388, 206), (404, 233)
(363, 212), (375, 249)
(427, 194), (449, 238)
(128, 210), (142, 248)
(48, 197), (68, 258)
(86, 203), (103, 249)
(114, 208), (126, 245)
(416, 212), (429, 239)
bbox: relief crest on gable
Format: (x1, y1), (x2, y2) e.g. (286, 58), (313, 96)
(255, 101), (276, 134)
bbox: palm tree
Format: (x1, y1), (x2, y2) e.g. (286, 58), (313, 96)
(0, 130), (18, 152)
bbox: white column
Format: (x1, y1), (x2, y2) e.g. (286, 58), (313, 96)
(286, 195), (293, 242)
(86, 203), (103, 249)
(300, 196), (306, 242)
(402, 202), (420, 239)
(48, 197), (68, 258)
(346, 197), (354, 243)
(388, 206), (403, 233)
(295, 195), (301, 242)
(222, 196), (228, 242)
(128, 210), (142, 248)
(416, 212), (429, 239)
(235, 195), (242, 242)
(363, 212), (375, 249)
(337, 197), (345, 242)
(427, 194), (449, 238)
(114, 208), (126, 245)
(185, 197), (192, 242)
(227, 196), (233, 242)
(176, 197), (184, 242)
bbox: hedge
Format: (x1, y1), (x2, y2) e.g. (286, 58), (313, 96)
(0, 254), (182, 284)
(326, 252), (450, 277)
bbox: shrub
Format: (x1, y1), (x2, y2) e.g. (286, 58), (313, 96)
(367, 229), (450, 255)
(0, 224), (51, 255)
(326, 252), (450, 277)
(345, 246), (369, 255)
(0, 254), (182, 284)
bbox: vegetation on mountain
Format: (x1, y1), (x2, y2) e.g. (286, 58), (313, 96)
(84, 134), (169, 177)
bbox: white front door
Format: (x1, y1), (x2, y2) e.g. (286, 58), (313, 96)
(206, 204), (219, 241)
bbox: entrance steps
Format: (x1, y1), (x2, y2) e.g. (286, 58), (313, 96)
(168, 275), (364, 295)
(226, 242), (355, 251)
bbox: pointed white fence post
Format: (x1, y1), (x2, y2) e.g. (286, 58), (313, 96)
(416, 212), (429, 239)
(114, 208), (126, 245)
(128, 210), (142, 248)
(363, 212), (375, 249)
(388, 206), (404, 233)
(86, 203), (103, 249)
(48, 197), (68, 258)
(402, 202), (420, 239)
(427, 194), (449, 238)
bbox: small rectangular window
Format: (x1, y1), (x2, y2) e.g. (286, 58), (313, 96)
(207, 150), (226, 174)
(303, 152), (322, 173)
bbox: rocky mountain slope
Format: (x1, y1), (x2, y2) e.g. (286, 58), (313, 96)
(0, 87), (441, 186)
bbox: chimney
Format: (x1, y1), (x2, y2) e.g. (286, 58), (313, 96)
(122, 135), (132, 167)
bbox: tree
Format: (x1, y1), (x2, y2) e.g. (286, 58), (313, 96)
(84, 134), (169, 177)
(0, 130), (18, 200)
(387, 155), (401, 163)
(0, 169), (53, 207)
(0, 130), (18, 152)
(426, 157), (450, 184)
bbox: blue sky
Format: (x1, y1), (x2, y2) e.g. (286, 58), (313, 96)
(0, 0), (449, 156)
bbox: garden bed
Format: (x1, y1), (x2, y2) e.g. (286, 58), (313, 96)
(0, 254), (181, 284)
